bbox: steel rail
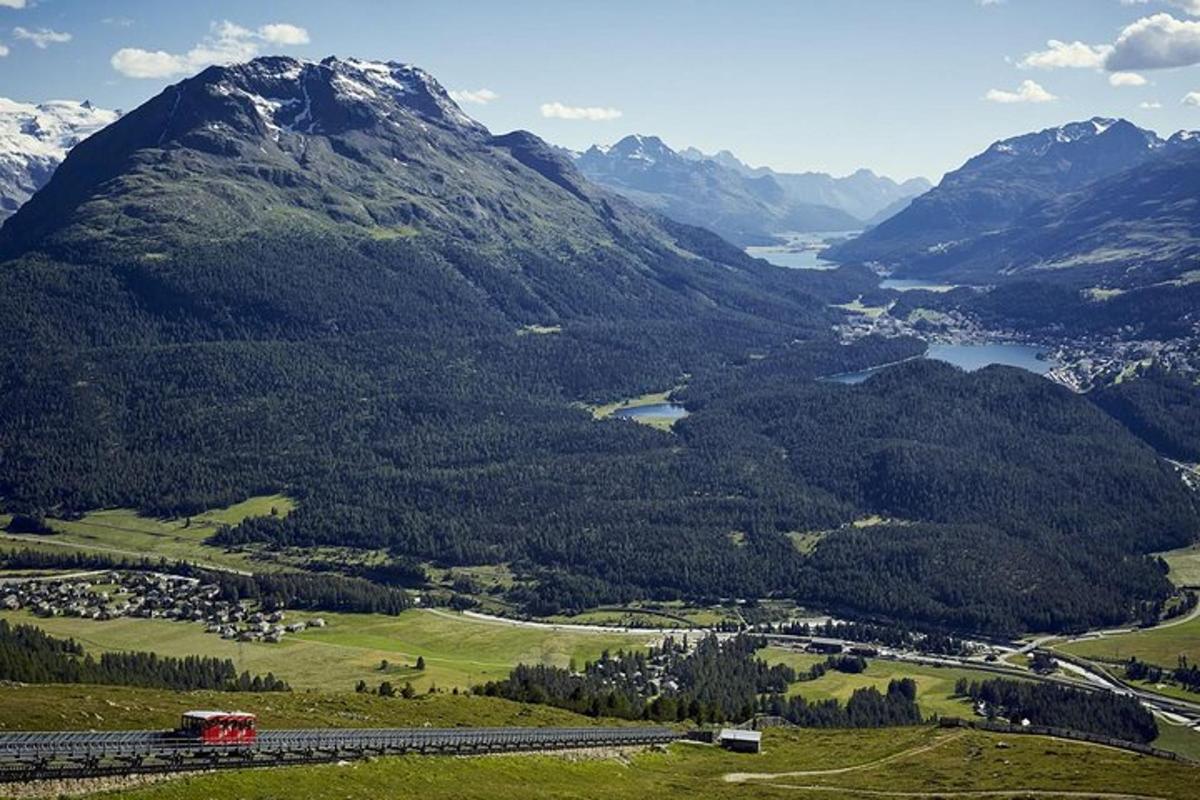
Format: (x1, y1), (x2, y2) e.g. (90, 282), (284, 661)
(0, 725), (680, 782)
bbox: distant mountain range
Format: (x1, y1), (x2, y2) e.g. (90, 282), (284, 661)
(573, 135), (928, 246)
(1, 57), (814, 324)
(0, 98), (118, 219)
(678, 146), (932, 223)
(828, 118), (1200, 287)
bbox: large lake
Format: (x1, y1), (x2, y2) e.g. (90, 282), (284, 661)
(827, 343), (1054, 384)
(746, 231), (859, 270)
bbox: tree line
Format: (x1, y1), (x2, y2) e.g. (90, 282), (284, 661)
(956, 677), (1156, 744)
(759, 679), (922, 728)
(1125, 656), (1200, 695)
(767, 620), (969, 656)
(0, 620), (289, 692)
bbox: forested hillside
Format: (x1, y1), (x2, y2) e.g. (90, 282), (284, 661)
(1090, 368), (1200, 463)
(676, 358), (1196, 632)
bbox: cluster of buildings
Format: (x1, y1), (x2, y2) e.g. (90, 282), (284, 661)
(837, 294), (1200, 395)
(0, 571), (325, 644)
(1045, 335), (1200, 393)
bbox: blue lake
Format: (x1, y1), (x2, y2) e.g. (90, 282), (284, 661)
(746, 231), (858, 271)
(827, 343), (1054, 385)
(612, 403), (689, 421)
(747, 246), (836, 270)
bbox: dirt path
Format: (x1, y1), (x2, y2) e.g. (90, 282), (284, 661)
(723, 731), (963, 783)
(764, 786), (1171, 800)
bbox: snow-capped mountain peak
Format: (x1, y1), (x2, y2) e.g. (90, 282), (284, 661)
(0, 97), (118, 216)
(196, 56), (487, 142)
(980, 117), (1160, 162)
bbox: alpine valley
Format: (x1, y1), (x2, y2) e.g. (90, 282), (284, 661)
(0, 55), (1196, 637)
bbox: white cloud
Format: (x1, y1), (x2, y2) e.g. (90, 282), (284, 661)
(0, 44), (7, 57)
(1106, 13), (1200, 70)
(1019, 39), (1111, 69)
(985, 79), (1058, 104)
(259, 23), (309, 45)
(1140, 100), (1163, 108)
(449, 88), (499, 105)
(540, 101), (622, 120)
(111, 19), (309, 79)
(0, 0), (26, 8)
(111, 49), (186, 79)
(1184, 91), (1200, 105)
(1109, 71), (1148, 86)
(13, 26), (71, 48)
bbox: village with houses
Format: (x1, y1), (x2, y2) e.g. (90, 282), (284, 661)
(1, 572), (325, 644)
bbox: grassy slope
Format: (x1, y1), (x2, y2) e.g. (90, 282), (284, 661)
(0, 494), (295, 573)
(761, 648), (986, 719)
(1058, 615), (1200, 666)
(1151, 721), (1200, 762)
(0, 609), (657, 692)
(0, 685), (598, 733)
(1161, 543), (1200, 587)
(91, 727), (1198, 800)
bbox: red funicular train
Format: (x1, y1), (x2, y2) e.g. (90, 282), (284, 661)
(177, 711), (258, 745)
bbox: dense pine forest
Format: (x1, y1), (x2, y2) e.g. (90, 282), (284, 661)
(1090, 368), (1200, 463)
(479, 634), (923, 727)
(958, 677), (1157, 744)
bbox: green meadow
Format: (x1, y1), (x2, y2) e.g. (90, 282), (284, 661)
(0, 494), (295, 573)
(0, 608), (659, 692)
(83, 726), (1199, 800)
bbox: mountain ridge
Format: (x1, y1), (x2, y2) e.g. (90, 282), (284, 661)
(677, 146), (931, 221)
(827, 117), (1200, 283)
(573, 134), (862, 246)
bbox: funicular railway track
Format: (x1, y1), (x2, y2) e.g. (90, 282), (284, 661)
(0, 726), (681, 782)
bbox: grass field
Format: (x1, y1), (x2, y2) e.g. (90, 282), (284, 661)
(0, 684), (601, 733)
(546, 601), (750, 629)
(0, 608), (658, 692)
(0, 494), (295, 573)
(1160, 543), (1200, 587)
(761, 648), (999, 719)
(78, 725), (1199, 799)
(1057, 614), (1200, 667)
(1150, 721), (1200, 762)
(831, 298), (892, 318)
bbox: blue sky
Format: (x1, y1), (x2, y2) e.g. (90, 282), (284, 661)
(2, 0), (1200, 181)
